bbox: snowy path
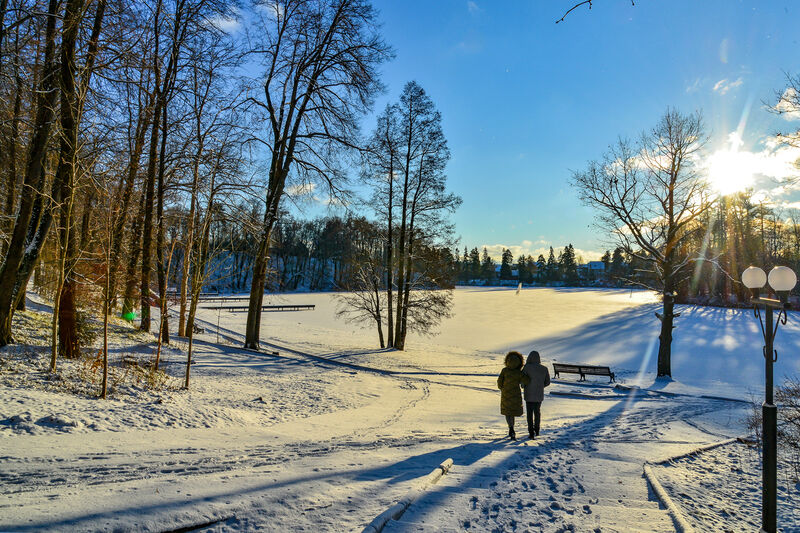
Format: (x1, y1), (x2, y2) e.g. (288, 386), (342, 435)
(385, 393), (744, 533)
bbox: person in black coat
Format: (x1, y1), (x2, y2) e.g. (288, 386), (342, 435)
(521, 350), (550, 439)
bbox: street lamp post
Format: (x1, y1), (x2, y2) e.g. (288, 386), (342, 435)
(741, 265), (797, 533)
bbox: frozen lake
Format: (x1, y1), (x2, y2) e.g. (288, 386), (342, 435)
(231, 286), (800, 400)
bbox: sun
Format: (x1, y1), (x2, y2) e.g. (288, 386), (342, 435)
(706, 147), (755, 196)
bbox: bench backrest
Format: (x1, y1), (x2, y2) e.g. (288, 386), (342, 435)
(580, 366), (612, 375)
(553, 363), (582, 373)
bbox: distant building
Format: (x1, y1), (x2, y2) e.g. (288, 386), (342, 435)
(578, 261), (606, 280)
(494, 264), (519, 285)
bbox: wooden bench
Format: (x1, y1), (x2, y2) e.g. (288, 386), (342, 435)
(552, 362), (615, 383)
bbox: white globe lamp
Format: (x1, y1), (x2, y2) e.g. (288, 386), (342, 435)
(768, 266), (797, 302)
(742, 266), (767, 298)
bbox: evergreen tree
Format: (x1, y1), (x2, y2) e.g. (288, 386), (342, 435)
(525, 255), (537, 284)
(461, 247), (469, 282)
(536, 254), (546, 282)
(601, 250), (611, 277)
(610, 246), (626, 281)
(453, 247), (463, 283)
(516, 254), (526, 282)
(500, 248), (514, 279)
(546, 247), (557, 282)
(469, 247), (481, 280)
(561, 244), (578, 284)
(481, 247), (495, 282)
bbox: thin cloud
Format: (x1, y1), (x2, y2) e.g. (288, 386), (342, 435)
(685, 78), (702, 94)
(712, 77), (743, 95)
(286, 183), (317, 197)
(467, 1), (481, 15)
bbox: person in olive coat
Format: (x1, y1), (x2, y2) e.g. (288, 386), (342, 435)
(522, 350), (551, 439)
(497, 351), (530, 440)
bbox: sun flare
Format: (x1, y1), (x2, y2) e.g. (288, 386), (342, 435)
(706, 148), (755, 196)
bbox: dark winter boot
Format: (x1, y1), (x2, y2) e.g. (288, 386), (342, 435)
(509, 429), (516, 440)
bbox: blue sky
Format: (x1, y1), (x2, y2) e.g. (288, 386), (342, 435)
(267, 1), (800, 261)
(339, 0), (800, 261)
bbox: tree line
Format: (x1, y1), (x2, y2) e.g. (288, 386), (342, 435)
(451, 244), (583, 285)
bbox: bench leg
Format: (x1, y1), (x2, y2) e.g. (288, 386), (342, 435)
(579, 374), (585, 382)
(610, 374), (615, 383)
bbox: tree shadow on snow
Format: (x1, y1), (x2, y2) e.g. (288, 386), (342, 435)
(497, 302), (800, 395)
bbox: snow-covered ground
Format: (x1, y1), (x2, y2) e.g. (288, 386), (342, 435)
(652, 441), (800, 532)
(1, 287), (798, 531)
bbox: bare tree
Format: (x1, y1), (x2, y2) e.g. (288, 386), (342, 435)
(183, 122), (252, 388)
(0, 0), (59, 347)
(241, 0), (391, 349)
(571, 108), (712, 377)
(389, 81), (460, 350)
(347, 81), (460, 350)
(54, 0), (108, 361)
(361, 104), (398, 346)
(176, 28), (240, 337)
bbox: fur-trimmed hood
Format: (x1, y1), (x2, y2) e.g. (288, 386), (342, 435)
(504, 351), (523, 370)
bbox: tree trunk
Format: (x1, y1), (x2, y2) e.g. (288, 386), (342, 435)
(244, 167), (287, 349)
(0, 0), (59, 347)
(0, 0), (8, 61)
(78, 189), (95, 252)
(244, 237), (269, 348)
(122, 199), (146, 318)
(101, 254), (109, 399)
(12, 167), (51, 314)
(155, 101), (169, 344)
(186, 202), (212, 341)
(374, 281), (384, 349)
(397, 226), (415, 350)
(2, 46), (23, 258)
(178, 136), (202, 337)
(56, 0), (88, 361)
(10, 0), (105, 319)
(657, 291), (674, 377)
(139, 106), (161, 332)
(184, 325), (195, 389)
(385, 169), (394, 348)
(154, 241), (175, 371)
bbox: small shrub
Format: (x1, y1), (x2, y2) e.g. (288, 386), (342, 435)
(746, 377), (800, 487)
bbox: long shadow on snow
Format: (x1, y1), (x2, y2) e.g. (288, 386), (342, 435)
(393, 393), (675, 528)
(497, 302), (800, 396)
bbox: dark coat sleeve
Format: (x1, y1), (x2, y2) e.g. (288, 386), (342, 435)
(544, 367), (551, 387)
(520, 372), (531, 386)
(497, 370), (505, 390)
